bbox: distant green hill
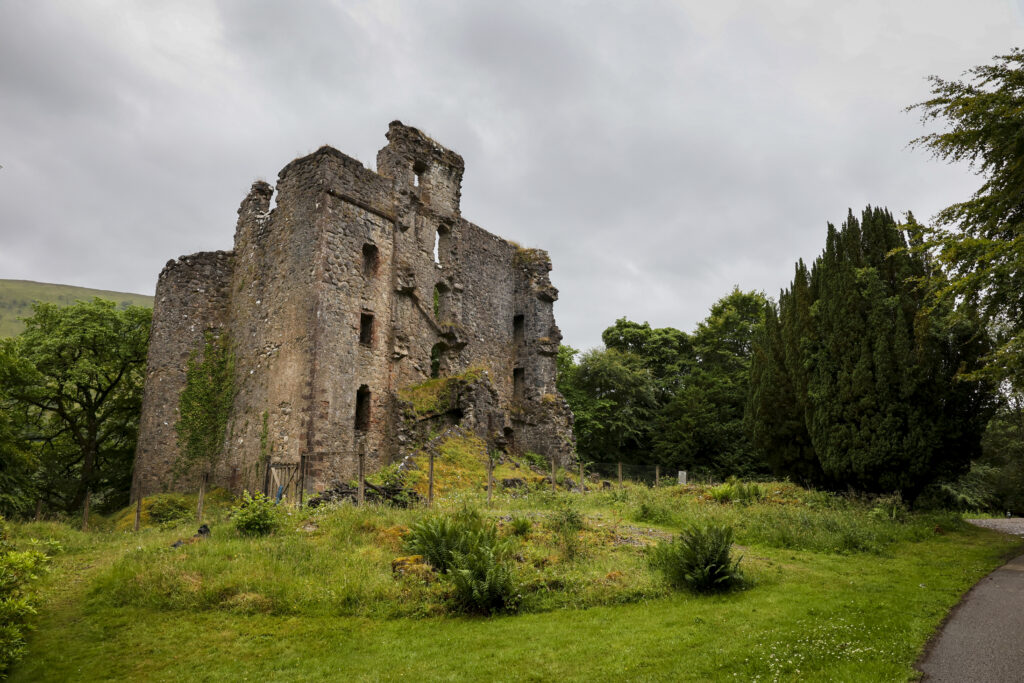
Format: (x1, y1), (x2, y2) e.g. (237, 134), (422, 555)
(0, 279), (153, 338)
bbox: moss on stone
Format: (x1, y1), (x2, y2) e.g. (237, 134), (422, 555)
(397, 367), (486, 417)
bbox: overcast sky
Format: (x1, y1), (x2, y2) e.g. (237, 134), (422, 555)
(2, 1), (1023, 350)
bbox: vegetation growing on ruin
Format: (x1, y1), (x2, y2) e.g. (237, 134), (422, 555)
(397, 366), (485, 416)
(513, 246), (547, 268)
(174, 332), (236, 481)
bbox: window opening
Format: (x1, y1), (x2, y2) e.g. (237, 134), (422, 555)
(359, 312), (374, 346)
(513, 314), (525, 347)
(413, 160), (427, 188)
(513, 367), (525, 401)
(355, 385), (371, 431)
(433, 230), (441, 265)
(433, 282), (449, 320)
(430, 343), (445, 378)
(361, 243), (379, 277)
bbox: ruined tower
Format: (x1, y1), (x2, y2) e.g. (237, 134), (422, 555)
(132, 122), (575, 497)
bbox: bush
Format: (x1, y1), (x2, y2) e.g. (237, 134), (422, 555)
(868, 494), (907, 522)
(650, 522), (744, 593)
(403, 507), (520, 613)
(231, 491), (280, 537)
(508, 515), (532, 537)
(404, 507), (499, 574)
(546, 502), (585, 561)
(147, 494), (192, 526)
(449, 544), (521, 614)
(0, 517), (48, 677)
(709, 478), (765, 505)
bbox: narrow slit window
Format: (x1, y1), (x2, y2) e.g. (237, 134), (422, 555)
(513, 367), (525, 401)
(513, 314), (525, 347)
(430, 343), (445, 378)
(355, 385), (371, 432)
(359, 313), (374, 346)
(433, 230), (441, 265)
(361, 243), (379, 277)
(433, 282), (449, 320)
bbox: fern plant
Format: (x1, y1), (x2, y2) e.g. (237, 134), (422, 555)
(404, 507), (503, 573)
(449, 544), (521, 614)
(650, 522), (744, 593)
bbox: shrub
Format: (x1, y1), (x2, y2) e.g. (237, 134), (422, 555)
(546, 503), (585, 534)
(404, 507), (499, 574)
(231, 491), (280, 537)
(449, 544), (521, 614)
(868, 494), (907, 522)
(634, 499), (677, 526)
(508, 515), (532, 537)
(520, 451), (549, 472)
(650, 522), (744, 593)
(546, 502), (585, 561)
(403, 507), (521, 614)
(0, 517), (49, 677)
(709, 478), (765, 505)
(147, 493), (192, 526)
(709, 482), (736, 503)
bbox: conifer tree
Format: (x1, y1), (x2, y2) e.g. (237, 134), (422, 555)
(748, 207), (995, 499)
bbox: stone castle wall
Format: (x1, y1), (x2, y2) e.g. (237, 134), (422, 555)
(132, 121), (574, 498)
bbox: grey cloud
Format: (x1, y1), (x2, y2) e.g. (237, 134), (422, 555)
(1, 0), (1021, 350)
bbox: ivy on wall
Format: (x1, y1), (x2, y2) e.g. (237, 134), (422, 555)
(174, 331), (236, 480)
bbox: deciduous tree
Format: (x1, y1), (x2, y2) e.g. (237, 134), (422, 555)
(0, 299), (151, 515)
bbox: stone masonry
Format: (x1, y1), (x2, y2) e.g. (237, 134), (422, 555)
(132, 122), (575, 498)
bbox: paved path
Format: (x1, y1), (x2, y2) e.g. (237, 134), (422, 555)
(917, 519), (1024, 682)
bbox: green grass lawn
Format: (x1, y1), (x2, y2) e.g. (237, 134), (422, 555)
(8, 484), (1022, 682)
(0, 279), (152, 337)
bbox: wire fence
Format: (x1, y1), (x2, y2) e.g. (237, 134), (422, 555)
(110, 455), (711, 532)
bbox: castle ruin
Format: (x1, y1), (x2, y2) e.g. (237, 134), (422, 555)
(131, 122), (575, 498)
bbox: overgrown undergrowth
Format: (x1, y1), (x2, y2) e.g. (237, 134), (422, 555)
(6, 481), (1022, 681)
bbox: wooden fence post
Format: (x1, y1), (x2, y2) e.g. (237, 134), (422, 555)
(358, 451), (365, 505)
(34, 498), (42, 522)
(133, 495), (142, 532)
(197, 472), (207, 523)
(617, 462), (623, 490)
(655, 464), (660, 487)
(81, 490), (91, 531)
(298, 455), (305, 509)
(428, 451), (434, 508)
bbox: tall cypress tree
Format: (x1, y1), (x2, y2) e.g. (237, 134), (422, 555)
(748, 207), (995, 499)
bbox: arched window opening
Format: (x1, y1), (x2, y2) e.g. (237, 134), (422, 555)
(355, 385), (371, 432)
(362, 243), (379, 277)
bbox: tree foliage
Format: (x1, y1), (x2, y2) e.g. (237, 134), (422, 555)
(747, 207), (996, 499)
(174, 331), (235, 481)
(652, 289), (768, 477)
(0, 299), (151, 516)
(908, 48), (1024, 389)
(558, 291), (767, 478)
(556, 346), (657, 464)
